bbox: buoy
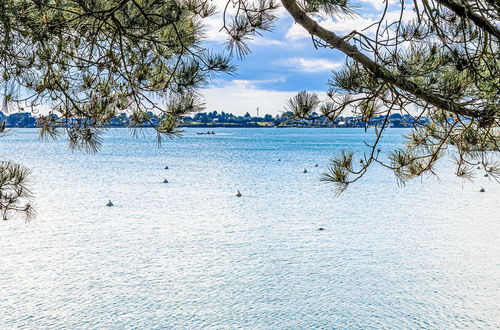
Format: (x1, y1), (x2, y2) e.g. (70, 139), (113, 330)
(278, 158), (281, 161)
(303, 168), (308, 173)
(106, 200), (113, 207)
(480, 187), (485, 192)
(314, 164), (318, 167)
(477, 166), (481, 169)
(164, 165), (169, 169)
(236, 190), (242, 197)
(163, 178), (169, 183)
(484, 173), (489, 177)
(318, 227), (325, 231)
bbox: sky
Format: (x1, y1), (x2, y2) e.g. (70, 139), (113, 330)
(199, 0), (400, 116)
(5, 0), (409, 118)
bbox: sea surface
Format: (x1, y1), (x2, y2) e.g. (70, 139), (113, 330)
(0, 127), (499, 329)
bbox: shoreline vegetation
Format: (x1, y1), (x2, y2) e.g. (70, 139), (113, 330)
(1, 110), (427, 129)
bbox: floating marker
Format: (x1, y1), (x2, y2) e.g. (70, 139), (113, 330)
(163, 178), (169, 183)
(480, 187), (485, 192)
(314, 164), (318, 167)
(484, 173), (489, 177)
(236, 190), (242, 197)
(303, 168), (308, 173)
(318, 227), (325, 231)
(164, 165), (169, 169)
(106, 200), (113, 207)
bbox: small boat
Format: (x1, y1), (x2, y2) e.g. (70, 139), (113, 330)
(163, 178), (169, 183)
(236, 190), (242, 197)
(106, 200), (113, 207)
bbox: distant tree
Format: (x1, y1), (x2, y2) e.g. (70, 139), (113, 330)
(280, 111), (294, 120)
(263, 114), (273, 122)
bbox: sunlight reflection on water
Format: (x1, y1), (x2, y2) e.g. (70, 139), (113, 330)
(0, 128), (499, 328)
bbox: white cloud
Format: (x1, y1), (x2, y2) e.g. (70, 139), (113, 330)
(201, 15), (227, 43)
(201, 80), (326, 116)
(202, 15), (286, 46)
(285, 9), (416, 41)
(249, 36), (285, 46)
(280, 57), (342, 73)
(358, 0), (398, 11)
(286, 16), (376, 40)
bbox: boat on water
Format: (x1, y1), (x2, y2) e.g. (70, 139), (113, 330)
(197, 131), (216, 135)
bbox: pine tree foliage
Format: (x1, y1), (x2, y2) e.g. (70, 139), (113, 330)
(271, 0), (499, 193)
(1, 0), (235, 148)
(0, 0), (236, 219)
(0, 160), (35, 221)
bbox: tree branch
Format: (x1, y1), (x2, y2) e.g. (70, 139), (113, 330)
(280, 0), (488, 119)
(437, 0), (500, 40)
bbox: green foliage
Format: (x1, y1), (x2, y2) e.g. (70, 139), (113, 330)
(0, 0), (235, 151)
(285, 0), (499, 191)
(0, 160), (35, 221)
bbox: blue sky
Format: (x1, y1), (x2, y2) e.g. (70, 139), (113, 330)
(200, 0), (402, 116)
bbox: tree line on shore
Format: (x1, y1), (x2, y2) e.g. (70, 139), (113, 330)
(0, 110), (427, 129)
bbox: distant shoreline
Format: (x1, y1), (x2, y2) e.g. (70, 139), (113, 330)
(7, 125), (412, 129)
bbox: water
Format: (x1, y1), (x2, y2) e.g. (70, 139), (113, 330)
(1, 128), (499, 328)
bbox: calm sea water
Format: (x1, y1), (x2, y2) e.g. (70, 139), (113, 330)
(0, 128), (499, 328)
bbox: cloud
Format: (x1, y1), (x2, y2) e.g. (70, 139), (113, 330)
(249, 36), (286, 46)
(201, 15), (227, 43)
(285, 9), (416, 41)
(286, 16), (376, 40)
(358, 0), (398, 11)
(202, 15), (286, 46)
(201, 80), (326, 116)
(279, 57), (342, 73)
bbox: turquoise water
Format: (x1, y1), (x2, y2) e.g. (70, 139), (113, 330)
(1, 128), (499, 328)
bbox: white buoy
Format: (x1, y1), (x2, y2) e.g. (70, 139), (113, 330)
(236, 190), (242, 197)
(303, 168), (308, 173)
(106, 200), (113, 207)
(480, 187), (485, 192)
(163, 178), (169, 183)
